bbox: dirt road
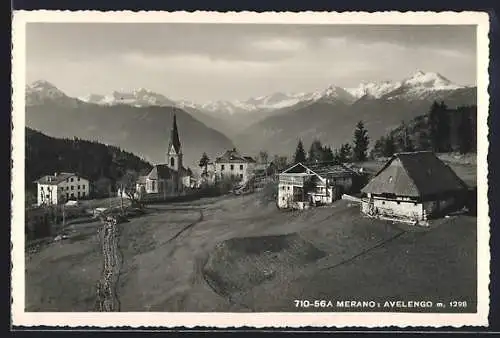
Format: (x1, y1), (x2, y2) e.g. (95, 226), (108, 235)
(25, 192), (477, 312)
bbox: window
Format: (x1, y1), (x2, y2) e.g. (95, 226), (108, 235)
(382, 201), (385, 205)
(287, 186), (290, 191)
(82, 192), (86, 198)
(77, 185), (80, 189)
(170, 157), (175, 167)
(66, 186), (69, 191)
(41, 186), (44, 190)
(71, 193), (74, 198)
(414, 202), (417, 206)
(78, 177), (80, 181)
(70, 178), (74, 182)
(78, 191), (81, 198)
(240, 174), (243, 179)
(66, 178), (69, 182)
(230, 165), (234, 170)
(397, 201), (400, 205)
(240, 165), (243, 170)
(71, 186), (74, 190)
(221, 165), (225, 171)
(66, 193), (69, 199)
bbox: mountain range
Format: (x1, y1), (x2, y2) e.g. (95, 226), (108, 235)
(78, 70), (469, 114)
(25, 81), (236, 169)
(26, 71), (476, 165)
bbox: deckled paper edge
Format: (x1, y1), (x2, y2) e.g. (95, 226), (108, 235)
(11, 10), (491, 329)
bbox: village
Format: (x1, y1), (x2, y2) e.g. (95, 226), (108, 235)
(24, 111), (478, 313)
(27, 112), (476, 236)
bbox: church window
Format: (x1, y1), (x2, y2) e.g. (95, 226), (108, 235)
(171, 157), (175, 167)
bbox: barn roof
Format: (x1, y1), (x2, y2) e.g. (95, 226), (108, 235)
(281, 162), (357, 179)
(361, 151), (468, 198)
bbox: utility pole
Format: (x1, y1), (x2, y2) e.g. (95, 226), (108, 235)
(62, 201), (66, 229)
(120, 183), (124, 214)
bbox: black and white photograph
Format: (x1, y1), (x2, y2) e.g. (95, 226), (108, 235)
(11, 11), (490, 328)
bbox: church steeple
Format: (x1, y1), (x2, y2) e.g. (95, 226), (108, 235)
(167, 112), (183, 171)
(170, 113), (181, 155)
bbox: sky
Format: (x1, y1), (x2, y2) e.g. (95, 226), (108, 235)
(26, 23), (477, 102)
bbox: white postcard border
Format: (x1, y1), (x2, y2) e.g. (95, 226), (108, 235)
(11, 10), (491, 328)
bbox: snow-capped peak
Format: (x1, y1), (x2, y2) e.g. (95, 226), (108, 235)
(311, 84), (356, 104)
(401, 70), (462, 90)
(79, 88), (177, 107)
(25, 80), (75, 106)
(26, 80), (66, 98)
(346, 80), (402, 99)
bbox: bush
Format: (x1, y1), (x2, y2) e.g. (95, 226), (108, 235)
(259, 182), (278, 205)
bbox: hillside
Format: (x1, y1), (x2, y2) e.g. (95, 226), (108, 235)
(25, 127), (153, 202)
(26, 102), (235, 169)
(371, 104), (477, 158)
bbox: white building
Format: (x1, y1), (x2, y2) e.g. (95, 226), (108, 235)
(277, 162), (357, 209)
(35, 172), (90, 206)
(214, 148), (256, 184)
(360, 151), (468, 224)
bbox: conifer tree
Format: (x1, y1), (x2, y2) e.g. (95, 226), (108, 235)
(458, 110), (473, 154)
(382, 135), (396, 157)
(293, 139), (307, 163)
(308, 139), (324, 163)
(352, 120), (369, 161)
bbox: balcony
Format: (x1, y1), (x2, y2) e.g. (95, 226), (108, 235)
(279, 174), (310, 186)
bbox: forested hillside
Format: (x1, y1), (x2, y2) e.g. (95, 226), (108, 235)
(25, 127), (153, 196)
(371, 103), (477, 158)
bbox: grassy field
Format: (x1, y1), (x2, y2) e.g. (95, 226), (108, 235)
(25, 161), (478, 312)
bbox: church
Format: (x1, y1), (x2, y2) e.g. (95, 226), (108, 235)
(136, 113), (192, 197)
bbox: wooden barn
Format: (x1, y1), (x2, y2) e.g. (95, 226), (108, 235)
(360, 151), (468, 223)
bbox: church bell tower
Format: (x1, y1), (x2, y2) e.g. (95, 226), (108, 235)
(167, 112), (183, 172)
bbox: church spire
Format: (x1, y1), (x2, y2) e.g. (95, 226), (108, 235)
(170, 113), (181, 154)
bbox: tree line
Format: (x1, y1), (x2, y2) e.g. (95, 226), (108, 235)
(25, 128), (153, 198)
(371, 102), (477, 158)
(293, 120), (370, 164)
(290, 101), (476, 165)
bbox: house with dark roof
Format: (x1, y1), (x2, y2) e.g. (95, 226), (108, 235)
(277, 162), (359, 209)
(135, 114), (192, 196)
(214, 148), (257, 184)
(35, 172), (90, 206)
(360, 151), (468, 223)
